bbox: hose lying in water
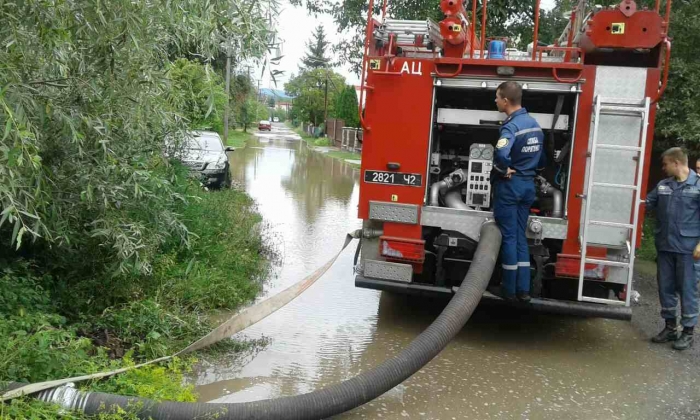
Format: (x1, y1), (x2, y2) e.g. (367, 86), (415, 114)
(3, 222), (502, 420)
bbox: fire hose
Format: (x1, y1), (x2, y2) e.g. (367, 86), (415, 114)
(2, 222), (502, 419)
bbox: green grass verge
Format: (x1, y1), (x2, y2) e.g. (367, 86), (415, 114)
(326, 151), (361, 161)
(327, 151), (361, 168)
(1, 169), (268, 418)
(287, 123), (362, 167)
(226, 129), (255, 148)
(288, 123), (317, 147)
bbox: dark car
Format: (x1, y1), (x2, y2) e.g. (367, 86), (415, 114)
(258, 120), (272, 131)
(167, 131), (233, 189)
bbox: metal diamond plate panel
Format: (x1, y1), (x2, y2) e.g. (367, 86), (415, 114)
(587, 186), (634, 246)
(594, 114), (644, 147)
(592, 149), (638, 185)
(605, 266), (630, 285)
(594, 67), (647, 101)
(421, 207), (488, 240)
(588, 187), (634, 224)
(364, 260), (413, 282)
(369, 201), (419, 224)
(421, 207), (568, 240)
(605, 250), (631, 284)
(539, 218), (568, 240)
(580, 66), (648, 247)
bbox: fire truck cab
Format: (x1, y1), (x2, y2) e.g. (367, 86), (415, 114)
(354, 0), (672, 319)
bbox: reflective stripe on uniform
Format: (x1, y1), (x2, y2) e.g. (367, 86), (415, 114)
(518, 262), (530, 267)
(502, 264), (518, 270)
(514, 127), (543, 136)
(682, 313), (699, 318)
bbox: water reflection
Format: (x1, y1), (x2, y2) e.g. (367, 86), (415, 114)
(195, 126), (376, 403)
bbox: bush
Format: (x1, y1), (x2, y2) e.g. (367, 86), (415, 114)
(0, 0), (275, 416)
(87, 300), (208, 360)
(167, 59), (228, 134)
(637, 214), (657, 262)
(0, 265), (104, 383)
(333, 85), (360, 128)
(88, 355), (197, 402)
(155, 188), (264, 311)
(0, 174), (268, 414)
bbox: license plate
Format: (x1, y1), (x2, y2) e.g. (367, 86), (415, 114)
(364, 170), (422, 187)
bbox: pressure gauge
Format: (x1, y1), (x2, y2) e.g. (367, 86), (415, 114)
(481, 148), (493, 160)
(470, 148), (482, 159)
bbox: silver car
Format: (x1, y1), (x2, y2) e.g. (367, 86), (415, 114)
(169, 131), (234, 189)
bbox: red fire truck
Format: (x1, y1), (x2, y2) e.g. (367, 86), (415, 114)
(353, 0), (672, 319)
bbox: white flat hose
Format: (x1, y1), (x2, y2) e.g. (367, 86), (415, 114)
(1, 232), (359, 402)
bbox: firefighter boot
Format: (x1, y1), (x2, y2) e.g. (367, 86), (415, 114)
(516, 292), (532, 303)
(672, 328), (694, 351)
(651, 321), (681, 343)
(488, 285), (518, 303)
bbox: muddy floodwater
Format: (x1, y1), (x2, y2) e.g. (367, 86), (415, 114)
(190, 124), (700, 419)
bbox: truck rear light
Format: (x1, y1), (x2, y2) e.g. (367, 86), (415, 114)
(556, 254), (606, 280)
(379, 236), (425, 263)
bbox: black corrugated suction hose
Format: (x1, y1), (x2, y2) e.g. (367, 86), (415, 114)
(4, 222), (502, 420)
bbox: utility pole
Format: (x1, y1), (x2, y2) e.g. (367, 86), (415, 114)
(323, 69), (329, 133)
(223, 50), (231, 145)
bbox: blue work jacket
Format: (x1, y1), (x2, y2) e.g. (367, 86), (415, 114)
(646, 170), (700, 254)
(494, 108), (546, 178)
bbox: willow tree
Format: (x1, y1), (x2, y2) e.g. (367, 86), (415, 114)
(0, 0), (277, 277)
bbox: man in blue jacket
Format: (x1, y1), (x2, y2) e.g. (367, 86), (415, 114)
(646, 147), (700, 350)
(491, 81), (545, 302)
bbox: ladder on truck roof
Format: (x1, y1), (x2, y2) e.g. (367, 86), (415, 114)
(578, 95), (651, 306)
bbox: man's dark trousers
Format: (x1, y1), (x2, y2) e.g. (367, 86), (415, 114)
(493, 176), (535, 297)
(657, 252), (699, 328)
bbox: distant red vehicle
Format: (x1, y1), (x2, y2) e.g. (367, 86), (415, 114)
(258, 120), (272, 131)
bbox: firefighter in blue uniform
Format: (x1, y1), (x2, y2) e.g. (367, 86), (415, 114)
(491, 81), (545, 302)
(646, 147), (700, 351)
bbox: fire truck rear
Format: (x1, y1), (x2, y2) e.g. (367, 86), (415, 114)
(353, 0), (672, 319)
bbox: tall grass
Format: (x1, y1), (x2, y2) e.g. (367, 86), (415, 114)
(1, 170), (269, 417)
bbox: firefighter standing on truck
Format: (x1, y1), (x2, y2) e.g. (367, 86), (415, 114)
(490, 81), (545, 302)
(646, 147), (700, 351)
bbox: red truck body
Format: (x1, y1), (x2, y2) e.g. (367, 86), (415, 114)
(353, 0), (672, 319)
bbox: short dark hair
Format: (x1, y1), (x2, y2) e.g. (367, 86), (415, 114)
(661, 147), (688, 165)
(497, 81), (522, 106)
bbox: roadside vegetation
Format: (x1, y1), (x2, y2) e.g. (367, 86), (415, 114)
(638, 215), (657, 262)
(227, 129), (257, 149)
(289, 123), (321, 148)
(0, 0), (278, 417)
(287, 123), (361, 169)
(327, 151), (361, 166)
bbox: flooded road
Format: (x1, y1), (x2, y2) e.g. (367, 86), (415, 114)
(191, 124), (700, 419)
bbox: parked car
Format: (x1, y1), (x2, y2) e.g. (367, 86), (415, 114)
(273, 117), (280, 122)
(167, 131), (233, 189)
(258, 120), (272, 131)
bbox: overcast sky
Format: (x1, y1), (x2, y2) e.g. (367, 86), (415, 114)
(251, 0), (557, 91)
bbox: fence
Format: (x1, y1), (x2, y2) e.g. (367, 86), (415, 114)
(301, 120), (361, 153)
(325, 118), (345, 147)
(341, 128), (362, 154)
(302, 122), (315, 136)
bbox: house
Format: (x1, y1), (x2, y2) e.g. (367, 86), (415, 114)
(259, 88), (294, 113)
